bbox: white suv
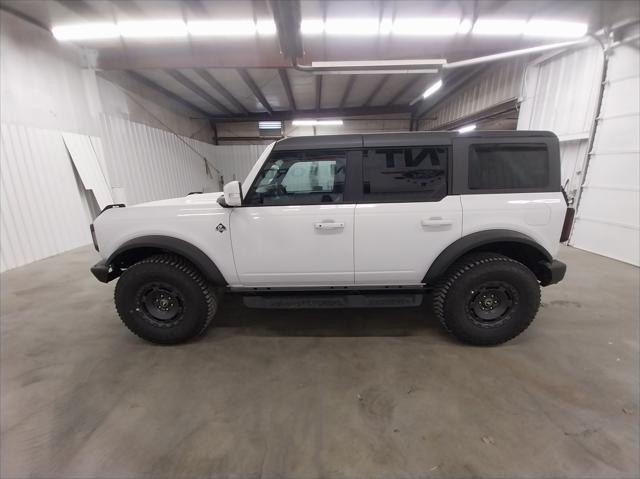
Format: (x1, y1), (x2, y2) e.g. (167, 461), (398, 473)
(90, 131), (572, 346)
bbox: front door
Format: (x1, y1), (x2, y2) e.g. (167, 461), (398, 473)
(230, 149), (355, 287)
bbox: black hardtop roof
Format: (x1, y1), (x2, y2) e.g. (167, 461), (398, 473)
(272, 130), (557, 151)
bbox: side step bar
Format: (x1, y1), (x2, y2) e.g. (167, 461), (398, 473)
(243, 293), (423, 309)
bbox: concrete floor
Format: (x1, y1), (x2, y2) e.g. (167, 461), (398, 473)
(1, 245), (638, 479)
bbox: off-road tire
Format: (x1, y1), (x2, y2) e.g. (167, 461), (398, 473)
(114, 254), (217, 344)
(433, 253), (540, 346)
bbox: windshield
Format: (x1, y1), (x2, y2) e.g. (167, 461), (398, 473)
(241, 141), (275, 198)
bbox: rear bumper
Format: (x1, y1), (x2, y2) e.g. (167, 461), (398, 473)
(90, 260), (120, 283)
(538, 259), (567, 286)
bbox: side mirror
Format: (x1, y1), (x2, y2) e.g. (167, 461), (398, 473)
(223, 180), (242, 207)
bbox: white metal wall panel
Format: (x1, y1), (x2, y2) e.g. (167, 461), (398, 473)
(0, 124), (91, 272)
(571, 40), (640, 266)
(517, 44), (604, 200)
(423, 57), (527, 130)
(196, 142), (267, 184)
(99, 115), (218, 205)
(62, 133), (113, 208)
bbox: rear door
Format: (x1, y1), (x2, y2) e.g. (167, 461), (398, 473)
(354, 143), (462, 285)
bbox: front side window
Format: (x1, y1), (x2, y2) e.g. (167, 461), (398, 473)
(245, 150), (346, 205)
(469, 144), (549, 190)
(363, 147), (448, 202)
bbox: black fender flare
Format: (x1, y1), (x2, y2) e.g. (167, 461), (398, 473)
(422, 229), (552, 284)
(107, 235), (228, 285)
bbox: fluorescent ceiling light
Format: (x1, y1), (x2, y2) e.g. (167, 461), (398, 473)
(301, 19), (324, 35)
(256, 20), (277, 35)
(188, 20), (256, 36)
(52, 23), (119, 41)
(458, 124), (477, 133)
(392, 18), (461, 35)
(118, 20), (187, 38)
(422, 79), (443, 99)
(259, 121), (282, 129)
(325, 18), (379, 35)
(524, 20), (588, 38)
(379, 19), (393, 34)
(292, 120), (343, 126)
(473, 19), (527, 35)
(458, 19), (472, 34)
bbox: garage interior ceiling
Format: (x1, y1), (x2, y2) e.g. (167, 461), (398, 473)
(1, 0), (623, 123)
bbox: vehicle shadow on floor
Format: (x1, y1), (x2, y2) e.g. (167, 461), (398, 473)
(207, 293), (453, 340)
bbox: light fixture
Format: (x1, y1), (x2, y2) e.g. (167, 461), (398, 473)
(457, 124), (477, 133)
(301, 19), (325, 35)
(392, 18), (462, 36)
(292, 120), (344, 126)
(256, 20), (277, 35)
(118, 20), (188, 38)
(473, 19), (527, 35)
(324, 18), (379, 35)
(52, 23), (119, 41)
(259, 121), (282, 129)
(187, 20), (256, 36)
(379, 18), (393, 34)
(524, 20), (588, 38)
(422, 79), (443, 99)
(458, 19), (472, 34)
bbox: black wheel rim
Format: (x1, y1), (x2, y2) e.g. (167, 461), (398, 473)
(136, 282), (184, 327)
(466, 281), (518, 327)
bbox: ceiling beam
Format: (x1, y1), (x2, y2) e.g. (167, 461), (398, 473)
(269, 0), (302, 59)
(386, 75), (425, 106)
(109, 0), (145, 17)
(339, 75), (357, 109)
(0, 3), (50, 32)
(184, 0), (208, 17)
(278, 69), (297, 111)
(208, 104), (411, 122)
(194, 69), (249, 115)
(363, 74), (391, 107)
(56, 0), (102, 18)
(237, 69), (273, 114)
(126, 71), (212, 118)
(165, 69), (233, 114)
(315, 75), (323, 112)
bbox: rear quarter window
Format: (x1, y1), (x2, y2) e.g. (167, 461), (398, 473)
(469, 144), (549, 190)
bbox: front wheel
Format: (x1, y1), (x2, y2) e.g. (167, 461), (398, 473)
(114, 254), (217, 344)
(433, 253), (540, 346)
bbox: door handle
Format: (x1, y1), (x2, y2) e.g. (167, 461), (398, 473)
(421, 217), (453, 227)
(314, 222), (345, 230)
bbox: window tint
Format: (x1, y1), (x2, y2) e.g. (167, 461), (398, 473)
(246, 150), (346, 205)
(363, 147), (447, 202)
(469, 144), (549, 190)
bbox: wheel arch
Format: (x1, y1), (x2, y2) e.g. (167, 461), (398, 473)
(423, 230), (552, 285)
(107, 235), (228, 285)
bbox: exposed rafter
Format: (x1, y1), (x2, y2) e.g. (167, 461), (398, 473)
(386, 75), (425, 106)
(278, 69), (297, 112)
(339, 75), (357, 109)
(56, 0), (102, 18)
(315, 76), (323, 112)
(165, 69), (233, 115)
(363, 75), (391, 107)
(126, 71), (212, 118)
(194, 69), (249, 115)
(109, 0), (145, 17)
(209, 104), (411, 122)
(237, 69), (273, 114)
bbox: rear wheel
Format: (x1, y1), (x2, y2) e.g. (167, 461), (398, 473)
(433, 253), (540, 346)
(114, 254), (217, 344)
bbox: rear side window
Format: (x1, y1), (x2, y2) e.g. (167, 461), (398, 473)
(362, 147), (448, 202)
(245, 150), (346, 205)
(469, 144), (549, 190)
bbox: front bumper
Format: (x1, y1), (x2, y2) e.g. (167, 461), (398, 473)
(90, 260), (121, 283)
(538, 259), (567, 286)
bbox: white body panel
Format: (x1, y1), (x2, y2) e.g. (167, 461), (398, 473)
(461, 192), (566, 257)
(229, 204), (355, 286)
(354, 196), (463, 284)
(93, 193), (239, 284)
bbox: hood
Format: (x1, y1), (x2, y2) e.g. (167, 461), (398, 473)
(132, 192), (223, 208)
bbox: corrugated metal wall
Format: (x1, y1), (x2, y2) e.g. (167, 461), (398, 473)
(570, 38), (640, 265)
(0, 117), (265, 272)
(0, 124), (92, 272)
(421, 58), (527, 130)
(518, 44), (604, 199)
